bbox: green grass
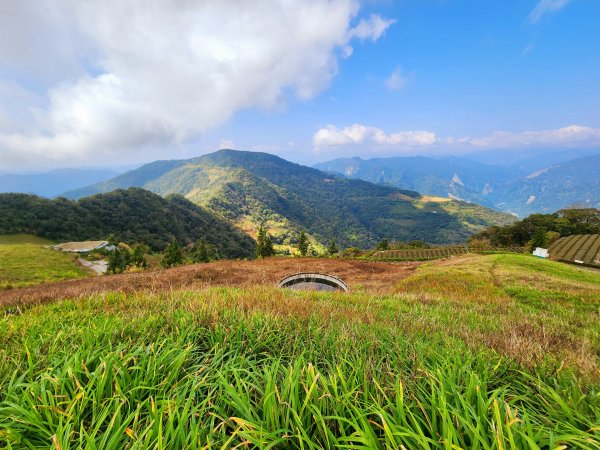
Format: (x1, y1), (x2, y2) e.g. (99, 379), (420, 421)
(0, 242), (90, 289)
(0, 234), (53, 245)
(0, 254), (599, 448)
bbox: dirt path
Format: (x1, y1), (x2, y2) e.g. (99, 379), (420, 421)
(78, 258), (108, 275)
(0, 258), (421, 309)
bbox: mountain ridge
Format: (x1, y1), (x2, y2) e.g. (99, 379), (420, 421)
(315, 152), (600, 217)
(63, 149), (516, 248)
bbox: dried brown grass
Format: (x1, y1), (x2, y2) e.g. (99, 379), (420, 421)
(0, 257), (419, 310)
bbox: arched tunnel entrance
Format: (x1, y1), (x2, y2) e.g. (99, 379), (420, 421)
(277, 273), (349, 292)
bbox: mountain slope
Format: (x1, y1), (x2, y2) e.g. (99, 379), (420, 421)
(0, 168), (119, 198)
(0, 188), (255, 257)
(65, 150), (516, 247)
(314, 156), (514, 207)
(492, 154), (600, 216)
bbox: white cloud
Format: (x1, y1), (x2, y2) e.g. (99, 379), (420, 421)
(529, 0), (571, 23)
(313, 124), (437, 150)
(385, 67), (407, 91)
(349, 14), (396, 41)
(313, 124), (600, 153)
(468, 125), (600, 149)
(0, 0), (394, 168)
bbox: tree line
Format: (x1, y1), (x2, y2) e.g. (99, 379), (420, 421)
(469, 208), (600, 249)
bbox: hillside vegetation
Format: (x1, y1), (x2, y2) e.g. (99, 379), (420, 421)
(472, 208), (600, 248)
(0, 254), (598, 448)
(0, 236), (90, 289)
(0, 188), (254, 257)
(65, 149), (515, 247)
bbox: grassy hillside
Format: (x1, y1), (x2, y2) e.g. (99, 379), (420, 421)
(0, 236), (90, 289)
(0, 254), (598, 448)
(64, 149), (516, 247)
(0, 188), (255, 257)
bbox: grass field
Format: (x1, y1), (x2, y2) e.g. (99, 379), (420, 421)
(0, 254), (599, 448)
(0, 235), (91, 289)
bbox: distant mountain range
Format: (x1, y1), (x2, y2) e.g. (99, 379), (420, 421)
(315, 152), (600, 217)
(492, 154), (600, 216)
(0, 168), (120, 198)
(0, 188), (255, 257)
(315, 156), (512, 208)
(63, 149), (515, 247)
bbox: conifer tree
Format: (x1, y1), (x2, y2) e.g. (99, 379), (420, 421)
(256, 226), (275, 258)
(376, 239), (389, 251)
(131, 243), (149, 269)
(192, 239), (210, 263)
(327, 240), (339, 256)
(162, 240), (184, 268)
(107, 249), (121, 274)
(297, 230), (309, 256)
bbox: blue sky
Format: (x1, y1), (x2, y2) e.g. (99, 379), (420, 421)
(0, 0), (599, 169)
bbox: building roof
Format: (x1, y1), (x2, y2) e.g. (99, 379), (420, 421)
(53, 240), (108, 253)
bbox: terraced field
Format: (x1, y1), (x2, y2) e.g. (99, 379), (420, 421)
(373, 246), (525, 261)
(549, 234), (600, 266)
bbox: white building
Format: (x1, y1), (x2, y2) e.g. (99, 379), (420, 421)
(532, 247), (549, 258)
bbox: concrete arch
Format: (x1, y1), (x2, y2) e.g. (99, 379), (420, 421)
(277, 273), (349, 292)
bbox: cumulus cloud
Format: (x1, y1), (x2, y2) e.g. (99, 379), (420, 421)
(0, 0), (394, 167)
(529, 0), (571, 23)
(313, 124), (600, 153)
(313, 124), (437, 150)
(385, 67), (407, 91)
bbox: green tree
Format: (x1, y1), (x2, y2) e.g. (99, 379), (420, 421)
(162, 240), (184, 268)
(107, 247), (130, 274)
(256, 226), (275, 258)
(376, 239), (389, 251)
(191, 239), (210, 263)
(530, 228), (548, 248)
(297, 230), (309, 256)
(327, 240), (339, 256)
(107, 249), (120, 274)
(545, 231), (561, 246)
(131, 243), (149, 269)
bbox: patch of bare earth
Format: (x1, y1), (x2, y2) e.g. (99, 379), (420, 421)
(0, 258), (420, 309)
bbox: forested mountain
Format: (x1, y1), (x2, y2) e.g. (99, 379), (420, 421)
(65, 149), (515, 247)
(314, 156), (513, 207)
(491, 154), (600, 216)
(0, 188), (254, 257)
(316, 153), (600, 218)
(0, 168), (119, 198)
